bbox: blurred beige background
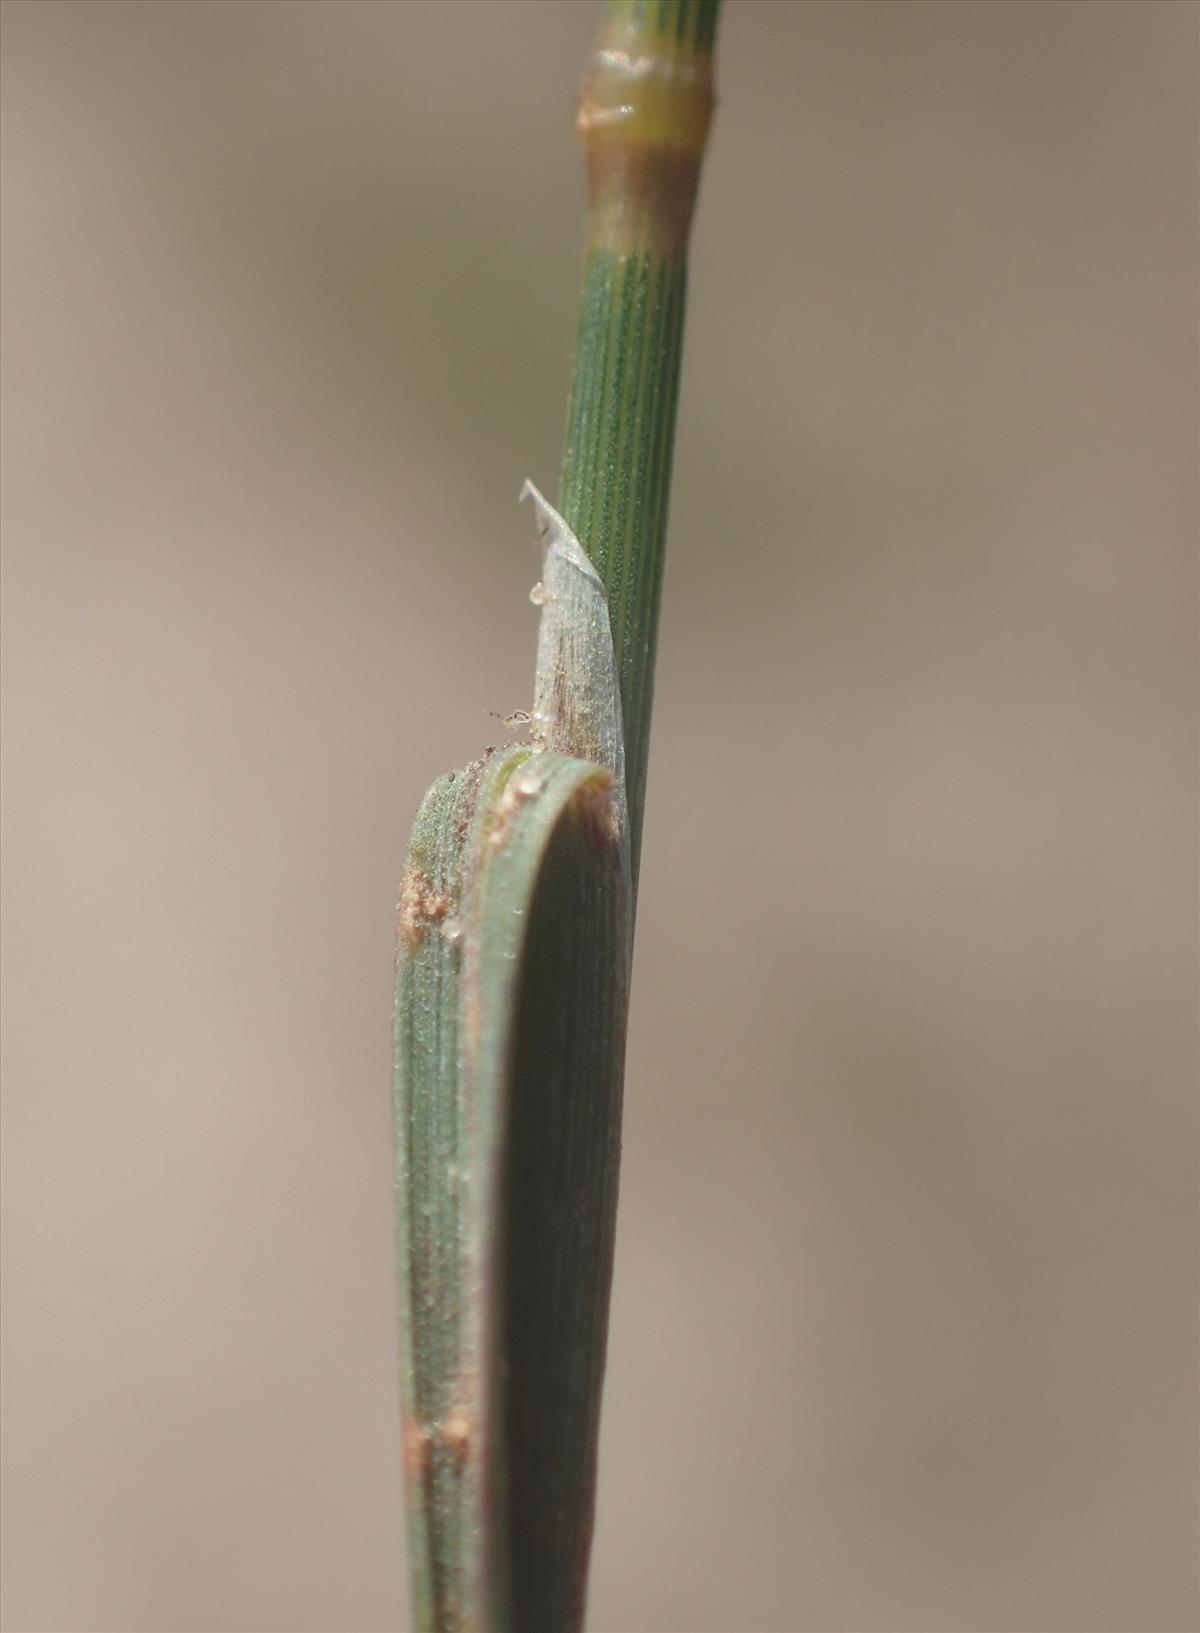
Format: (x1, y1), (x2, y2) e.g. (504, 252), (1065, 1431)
(1, 2), (1196, 1630)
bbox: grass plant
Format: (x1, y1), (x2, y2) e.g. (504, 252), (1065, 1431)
(393, 5), (720, 1627)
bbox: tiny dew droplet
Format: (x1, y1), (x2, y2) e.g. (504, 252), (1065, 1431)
(509, 767), (542, 798)
(441, 917), (464, 946)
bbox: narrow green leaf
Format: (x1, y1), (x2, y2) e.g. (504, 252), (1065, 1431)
(394, 758), (486, 1629)
(395, 747), (628, 1632)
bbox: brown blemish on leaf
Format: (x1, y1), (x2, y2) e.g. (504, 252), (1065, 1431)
(572, 772), (621, 847)
(403, 1407), (474, 1486)
(398, 863), (450, 947)
(403, 1417), (433, 1482)
(438, 1407), (473, 1470)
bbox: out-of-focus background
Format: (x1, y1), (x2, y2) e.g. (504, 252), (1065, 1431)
(1, 2), (1196, 1630)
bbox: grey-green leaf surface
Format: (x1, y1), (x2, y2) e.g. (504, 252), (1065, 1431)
(395, 744), (628, 1632)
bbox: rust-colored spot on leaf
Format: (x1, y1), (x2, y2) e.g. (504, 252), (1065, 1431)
(572, 772), (621, 848)
(439, 1407), (473, 1470)
(398, 863), (450, 948)
(403, 1417), (432, 1481)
